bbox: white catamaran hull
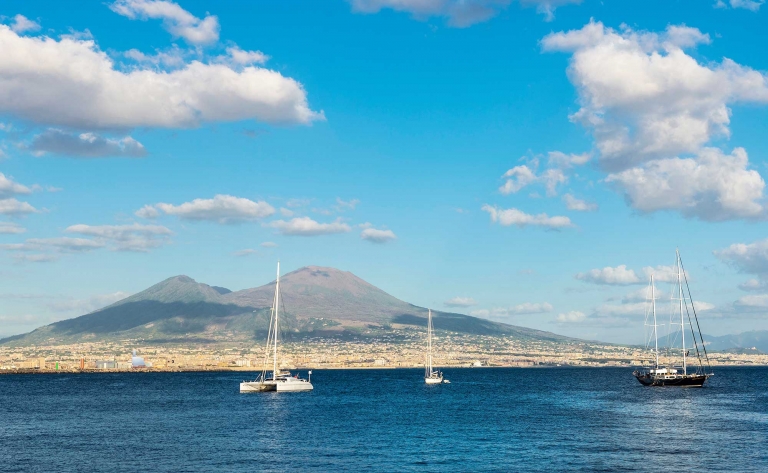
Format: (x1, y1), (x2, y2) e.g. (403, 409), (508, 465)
(240, 378), (314, 393)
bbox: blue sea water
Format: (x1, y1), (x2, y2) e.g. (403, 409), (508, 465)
(1, 367), (767, 472)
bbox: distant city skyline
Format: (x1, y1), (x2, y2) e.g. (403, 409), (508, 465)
(2, 0), (768, 344)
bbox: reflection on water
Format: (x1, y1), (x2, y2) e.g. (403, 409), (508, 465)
(0, 367), (766, 472)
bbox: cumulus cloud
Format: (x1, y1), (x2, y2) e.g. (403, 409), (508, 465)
(547, 150), (590, 168)
(348, 0), (579, 26)
(0, 24), (323, 129)
(48, 291), (131, 314)
(28, 129), (147, 158)
(575, 265), (641, 285)
(0, 173), (32, 200)
(735, 294), (768, 308)
(0, 198), (38, 215)
(65, 223), (172, 252)
(482, 204), (573, 229)
(719, 0), (764, 11)
(140, 195), (275, 224)
(444, 297), (477, 307)
(738, 278), (768, 292)
(563, 194), (597, 211)
(10, 15), (40, 34)
(335, 198), (360, 212)
(606, 147), (765, 221)
(556, 311), (586, 323)
(260, 241), (278, 248)
(360, 228), (397, 244)
(267, 217), (351, 236)
(226, 46), (269, 65)
(1, 237), (105, 253)
(715, 238), (768, 274)
(472, 302), (554, 319)
(499, 165), (569, 197)
(543, 21), (768, 171)
(641, 265), (684, 283)
(0, 221), (25, 234)
(110, 0), (220, 45)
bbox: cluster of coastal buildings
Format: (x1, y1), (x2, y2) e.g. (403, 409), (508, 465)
(2, 335), (766, 373)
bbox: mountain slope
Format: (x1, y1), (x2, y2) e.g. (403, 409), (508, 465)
(2, 267), (572, 346)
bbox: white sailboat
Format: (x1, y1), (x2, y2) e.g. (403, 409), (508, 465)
(633, 249), (713, 387)
(240, 262), (313, 393)
(424, 309), (448, 384)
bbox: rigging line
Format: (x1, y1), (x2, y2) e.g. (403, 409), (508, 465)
(682, 295), (704, 372)
(679, 256), (712, 372)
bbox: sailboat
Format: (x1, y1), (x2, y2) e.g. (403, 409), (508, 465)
(424, 309), (448, 384)
(240, 262), (313, 393)
(633, 249), (713, 387)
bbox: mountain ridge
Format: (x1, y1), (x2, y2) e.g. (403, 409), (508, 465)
(2, 266), (572, 346)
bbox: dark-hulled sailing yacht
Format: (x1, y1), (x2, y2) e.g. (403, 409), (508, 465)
(633, 249), (713, 387)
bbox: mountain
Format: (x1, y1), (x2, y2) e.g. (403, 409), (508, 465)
(706, 331), (768, 353)
(1, 266), (572, 346)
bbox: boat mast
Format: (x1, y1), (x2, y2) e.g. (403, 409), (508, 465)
(651, 275), (659, 369)
(427, 309), (433, 375)
(677, 249), (686, 376)
(273, 262), (280, 378)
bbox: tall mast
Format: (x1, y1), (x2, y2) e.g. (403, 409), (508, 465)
(427, 309), (433, 374)
(677, 249), (686, 376)
(273, 261), (280, 378)
(651, 275), (659, 369)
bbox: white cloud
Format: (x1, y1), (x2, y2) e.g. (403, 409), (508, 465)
(738, 278), (768, 292)
(641, 265), (683, 283)
(0, 172), (32, 198)
(135, 205), (160, 219)
(0, 24), (323, 129)
(124, 45), (187, 69)
(48, 291), (131, 314)
(482, 204), (573, 229)
(445, 296), (477, 307)
(575, 265), (641, 285)
(734, 294), (768, 308)
(267, 217), (351, 236)
(715, 238), (768, 274)
(472, 302), (554, 319)
(563, 193), (597, 211)
(0, 221), (25, 234)
(65, 223), (172, 252)
(226, 46), (269, 65)
(233, 249), (257, 257)
(593, 301), (647, 318)
(0, 198), (38, 215)
(260, 241), (278, 248)
(348, 0), (580, 26)
(499, 165), (537, 194)
(10, 15), (40, 34)
(547, 150), (590, 168)
(12, 253), (58, 263)
(29, 129), (147, 158)
(110, 0), (220, 45)
(360, 228), (397, 244)
(556, 310), (586, 323)
(335, 198), (360, 212)
(727, 0), (764, 11)
(542, 21), (768, 171)
(606, 147), (765, 221)
(279, 208), (294, 217)
(1, 237), (105, 253)
(144, 195), (275, 224)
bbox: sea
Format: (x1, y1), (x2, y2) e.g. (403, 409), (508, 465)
(1, 367), (766, 472)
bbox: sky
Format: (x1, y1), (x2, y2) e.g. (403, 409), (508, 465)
(1, 0), (768, 344)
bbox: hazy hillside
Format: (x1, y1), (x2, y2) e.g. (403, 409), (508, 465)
(1, 266), (572, 346)
(707, 331), (768, 353)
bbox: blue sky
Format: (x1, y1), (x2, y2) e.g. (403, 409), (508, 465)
(1, 0), (768, 343)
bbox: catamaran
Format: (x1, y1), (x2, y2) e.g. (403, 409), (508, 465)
(240, 262), (313, 393)
(633, 249), (713, 387)
(424, 309), (448, 384)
